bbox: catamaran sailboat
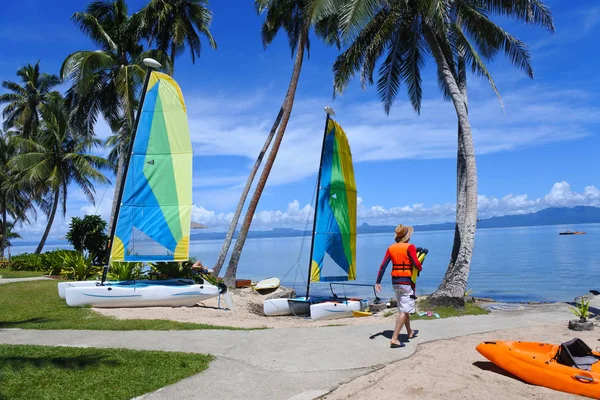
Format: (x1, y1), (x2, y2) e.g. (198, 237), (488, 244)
(63, 58), (221, 308)
(263, 107), (373, 320)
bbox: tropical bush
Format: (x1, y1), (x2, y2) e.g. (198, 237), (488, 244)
(60, 252), (100, 281)
(8, 253), (45, 271)
(8, 250), (82, 275)
(43, 250), (79, 275)
(65, 215), (108, 264)
(108, 261), (143, 281)
(149, 258), (197, 279)
(570, 298), (591, 322)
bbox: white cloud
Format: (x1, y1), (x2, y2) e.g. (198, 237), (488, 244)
(183, 86), (598, 190)
(12, 181), (600, 243)
(191, 181), (600, 229)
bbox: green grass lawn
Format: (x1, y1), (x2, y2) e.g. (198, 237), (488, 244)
(412, 300), (489, 320)
(0, 344), (212, 400)
(0, 280), (252, 330)
(0, 270), (47, 278)
(383, 300), (489, 319)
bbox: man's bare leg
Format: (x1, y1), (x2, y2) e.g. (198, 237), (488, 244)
(404, 314), (414, 338)
(391, 312), (406, 345)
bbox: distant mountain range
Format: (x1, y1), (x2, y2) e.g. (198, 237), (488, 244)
(12, 206), (599, 247)
(188, 206), (600, 241)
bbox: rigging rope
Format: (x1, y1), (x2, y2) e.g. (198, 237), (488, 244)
(279, 177), (318, 291)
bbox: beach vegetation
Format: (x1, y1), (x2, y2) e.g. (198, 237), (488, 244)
(570, 297), (591, 323)
(7, 250), (78, 275)
(333, 0), (554, 306)
(136, 0), (217, 76)
(0, 280), (254, 330)
(60, 251), (100, 281)
(9, 93), (110, 254)
(0, 344), (212, 400)
(65, 215), (108, 264)
(221, 0), (343, 285)
(0, 130), (35, 260)
(108, 261), (143, 281)
(413, 298), (489, 319)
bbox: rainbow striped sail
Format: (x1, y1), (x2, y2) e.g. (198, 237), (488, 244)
(310, 118), (357, 282)
(110, 71), (192, 262)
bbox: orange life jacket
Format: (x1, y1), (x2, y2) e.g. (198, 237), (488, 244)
(388, 242), (413, 279)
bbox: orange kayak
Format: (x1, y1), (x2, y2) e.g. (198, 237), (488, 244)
(476, 339), (600, 398)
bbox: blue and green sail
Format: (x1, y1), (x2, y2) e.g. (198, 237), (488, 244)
(110, 71), (192, 262)
(310, 118), (357, 282)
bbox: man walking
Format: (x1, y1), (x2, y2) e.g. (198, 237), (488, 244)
(375, 224), (422, 348)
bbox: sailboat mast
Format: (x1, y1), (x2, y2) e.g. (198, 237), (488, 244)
(101, 58), (161, 284)
(304, 106), (334, 299)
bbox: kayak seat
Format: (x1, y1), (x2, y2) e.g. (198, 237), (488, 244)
(555, 338), (600, 371)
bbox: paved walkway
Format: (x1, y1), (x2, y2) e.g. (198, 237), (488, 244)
(0, 302), (576, 400)
(0, 276), (52, 285)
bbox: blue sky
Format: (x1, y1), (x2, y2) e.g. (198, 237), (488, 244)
(1, 0), (599, 240)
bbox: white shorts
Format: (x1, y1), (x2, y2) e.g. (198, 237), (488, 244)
(393, 284), (415, 314)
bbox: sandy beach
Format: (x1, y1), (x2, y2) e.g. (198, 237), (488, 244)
(94, 286), (407, 328)
(321, 322), (598, 400)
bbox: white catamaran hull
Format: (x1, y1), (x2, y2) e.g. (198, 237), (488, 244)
(310, 300), (365, 321)
(57, 278), (195, 298)
(264, 296), (314, 316)
(64, 281), (219, 308)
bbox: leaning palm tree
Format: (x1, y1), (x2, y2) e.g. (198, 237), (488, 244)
(9, 94), (110, 254)
(0, 61), (61, 137)
(61, 0), (168, 236)
(221, 0), (342, 286)
(0, 129), (34, 258)
(334, 0), (553, 304)
(136, 0), (217, 75)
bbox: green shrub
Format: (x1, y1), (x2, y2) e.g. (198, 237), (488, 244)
(149, 259), (195, 279)
(8, 253), (44, 271)
(60, 252), (100, 281)
(108, 261), (143, 281)
(41, 249), (79, 275)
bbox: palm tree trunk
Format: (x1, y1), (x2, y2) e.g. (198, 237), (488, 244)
(107, 139), (127, 241)
(35, 189), (60, 254)
(223, 26), (308, 287)
(426, 34), (478, 306)
(212, 107), (284, 277)
(1, 201), (6, 259)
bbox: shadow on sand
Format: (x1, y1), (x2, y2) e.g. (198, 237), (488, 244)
(472, 361), (530, 384)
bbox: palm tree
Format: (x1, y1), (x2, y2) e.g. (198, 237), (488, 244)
(0, 61), (61, 137)
(136, 0), (217, 75)
(333, 0), (553, 304)
(0, 221), (22, 257)
(212, 107), (283, 277)
(221, 0), (342, 286)
(9, 94), (110, 254)
(61, 0), (168, 237)
(0, 129), (34, 258)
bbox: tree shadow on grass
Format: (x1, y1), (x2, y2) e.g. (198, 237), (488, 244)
(472, 361), (529, 384)
(1, 354), (120, 370)
(0, 317), (53, 328)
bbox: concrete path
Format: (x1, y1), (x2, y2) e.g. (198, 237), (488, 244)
(0, 276), (52, 285)
(0, 302), (576, 400)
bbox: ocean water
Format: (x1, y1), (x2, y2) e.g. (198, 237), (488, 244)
(10, 223), (600, 303)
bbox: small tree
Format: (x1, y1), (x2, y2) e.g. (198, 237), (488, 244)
(65, 215), (108, 263)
